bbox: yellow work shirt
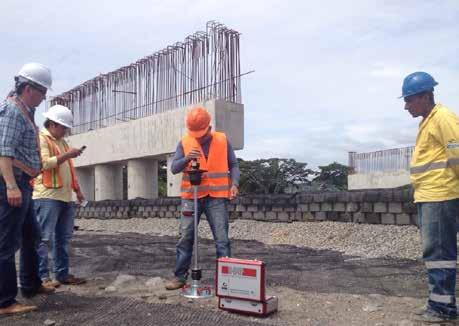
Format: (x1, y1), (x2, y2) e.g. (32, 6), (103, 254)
(32, 129), (73, 202)
(410, 104), (459, 202)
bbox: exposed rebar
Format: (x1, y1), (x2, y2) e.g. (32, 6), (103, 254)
(348, 147), (415, 174)
(51, 21), (242, 135)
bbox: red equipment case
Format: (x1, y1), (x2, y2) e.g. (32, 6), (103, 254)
(216, 257), (277, 316)
(218, 296), (278, 316)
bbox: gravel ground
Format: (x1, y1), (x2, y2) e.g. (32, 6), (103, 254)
(21, 218), (426, 325)
(75, 218), (422, 260)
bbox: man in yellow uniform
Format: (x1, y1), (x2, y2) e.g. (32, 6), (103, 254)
(33, 105), (86, 287)
(402, 72), (459, 322)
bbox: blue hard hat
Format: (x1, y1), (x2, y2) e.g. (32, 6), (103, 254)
(400, 71), (438, 98)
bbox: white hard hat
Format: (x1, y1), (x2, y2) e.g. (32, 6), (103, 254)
(17, 63), (53, 90)
(43, 105), (73, 128)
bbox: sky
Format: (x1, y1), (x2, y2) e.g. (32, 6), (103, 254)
(1, 0), (458, 168)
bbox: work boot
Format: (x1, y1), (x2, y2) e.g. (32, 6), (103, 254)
(165, 277), (186, 290)
(58, 274), (86, 285)
(0, 303), (37, 315)
(414, 308), (457, 323)
(413, 305), (427, 316)
(42, 278), (61, 288)
(21, 284), (56, 299)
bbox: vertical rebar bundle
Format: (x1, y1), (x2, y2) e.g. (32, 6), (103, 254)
(51, 21), (241, 135)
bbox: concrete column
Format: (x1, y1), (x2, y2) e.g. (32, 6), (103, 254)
(75, 167), (95, 200)
(127, 159), (158, 199)
(94, 164), (123, 200)
(167, 154), (182, 197)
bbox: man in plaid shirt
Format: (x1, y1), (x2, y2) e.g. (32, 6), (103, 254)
(0, 63), (56, 315)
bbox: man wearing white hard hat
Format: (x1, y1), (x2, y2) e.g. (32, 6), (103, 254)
(33, 104), (86, 287)
(0, 63), (55, 315)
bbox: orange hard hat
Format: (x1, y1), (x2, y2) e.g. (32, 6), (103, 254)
(186, 107), (211, 138)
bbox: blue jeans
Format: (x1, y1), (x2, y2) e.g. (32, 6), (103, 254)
(418, 199), (459, 318)
(34, 199), (75, 282)
(175, 197), (231, 279)
(0, 173), (42, 308)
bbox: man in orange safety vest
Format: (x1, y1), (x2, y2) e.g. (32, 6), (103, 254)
(165, 107), (240, 290)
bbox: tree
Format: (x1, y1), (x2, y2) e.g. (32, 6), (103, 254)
(238, 158), (315, 194)
(312, 162), (350, 191)
(158, 160), (168, 197)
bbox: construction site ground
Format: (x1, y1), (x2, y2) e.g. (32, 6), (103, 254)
(0, 220), (436, 326)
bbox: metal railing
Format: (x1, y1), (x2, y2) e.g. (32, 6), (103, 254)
(348, 146), (414, 174)
(50, 21), (242, 135)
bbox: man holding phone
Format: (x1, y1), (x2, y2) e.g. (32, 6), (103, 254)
(32, 104), (86, 287)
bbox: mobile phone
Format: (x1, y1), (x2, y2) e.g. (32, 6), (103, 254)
(80, 145), (87, 151)
(80, 200), (89, 207)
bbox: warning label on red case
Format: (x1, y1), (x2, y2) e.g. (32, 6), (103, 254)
(217, 259), (264, 301)
(221, 266), (257, 278)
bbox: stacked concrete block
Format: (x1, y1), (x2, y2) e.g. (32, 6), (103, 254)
(75, 186), (418, 226)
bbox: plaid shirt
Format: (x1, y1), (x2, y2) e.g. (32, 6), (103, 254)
(0, 99), (41, 173)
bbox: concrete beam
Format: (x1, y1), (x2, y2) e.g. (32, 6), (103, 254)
(94, 164), (123, 200)
(75, 167), (95, 201)
(348, 170), (411, 190)
(127, 159), (158, 199)
(68, 99), (243, 168)
(167, 155), (182, 197)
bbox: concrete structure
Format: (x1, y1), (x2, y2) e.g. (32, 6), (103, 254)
(70, 99), (244, 200)
(53, 22), (244, 201)
(348, 170), (410, 190)
(94, 164), (123, 200)
(348, 147), (413, 190)
(127, 159), (158, 200)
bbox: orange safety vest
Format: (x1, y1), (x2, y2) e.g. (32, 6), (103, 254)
(181, 131), (231, 199)
(41, 134), (80, 191)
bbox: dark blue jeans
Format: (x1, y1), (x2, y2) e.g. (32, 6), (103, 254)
(34, 199), (75, 281)
(175, 197), (231, 279)
(0, 174), (42, 308)
(418, 199), (459, 318)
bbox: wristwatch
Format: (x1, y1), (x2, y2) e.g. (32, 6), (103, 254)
(6, 185), (18, 190)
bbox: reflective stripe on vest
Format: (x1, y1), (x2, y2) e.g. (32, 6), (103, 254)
(180, 131), (230, 199)
(41, 134), (79, 191)
(425, 260), (457, 269)
(182, 172), (229, 181)
(430, 293), (454, 304)
(410, 157), (459, 174)
(181, 185), (230, 193)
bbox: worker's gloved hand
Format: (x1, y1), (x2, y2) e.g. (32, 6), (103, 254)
(186, 148), (201, 162)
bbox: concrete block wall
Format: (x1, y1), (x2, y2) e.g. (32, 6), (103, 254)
(76, 188), (418, 226)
